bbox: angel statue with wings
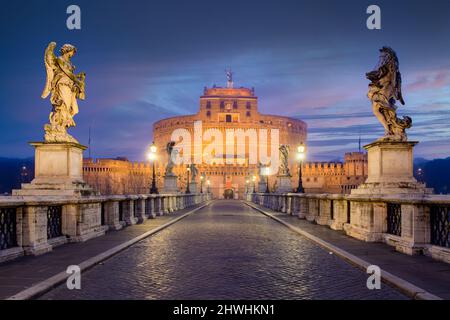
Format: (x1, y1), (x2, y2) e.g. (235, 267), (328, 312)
(165, 141), (178, 176)
(279, 145), (291, 177)
(189, 163), (198, 181)
(41, 42), (86, 143)
(366, 47), (412, 142)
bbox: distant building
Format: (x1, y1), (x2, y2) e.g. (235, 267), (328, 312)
(83, 77), (367, 197)
(302, 152), (368, 194)
(83, 151), (367, 196)
(83, 158), (153, 195)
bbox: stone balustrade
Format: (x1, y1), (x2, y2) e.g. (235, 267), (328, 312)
(247, 192), (450, 264)
(0, 193), (212, 263)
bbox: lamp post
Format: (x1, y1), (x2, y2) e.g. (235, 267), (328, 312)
(206, 179), (211, 193)
(296, 144), (306, 193)
(200, 174), (204, 194)
(20, 165), (28, 184)
(252, 175), (256, 193)
(148, 142), (158, 194)
(186, 166), (191, 194)
(417, 168), (423, 182)
(245, 179), (249, 194)
(264, 167), (270, 193)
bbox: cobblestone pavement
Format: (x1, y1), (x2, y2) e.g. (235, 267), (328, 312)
(41, 200), (407, 300)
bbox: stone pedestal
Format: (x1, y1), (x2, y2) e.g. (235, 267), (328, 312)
(277, 175), (292, 194)
(13, 142), (96, 197)
(258, 181), (267, 193)
(189, 182), (198, 194)
(163, 175), (179, 193)
(351, 141), (432, 196)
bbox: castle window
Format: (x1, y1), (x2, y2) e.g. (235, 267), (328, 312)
(206, 111), (211, 117)
(246, 111), (251, 117)
(220, 101), (225, 109)
(233, 101), (238, 109)
(246, 102), (251, 110)
(206, 101), (211, 109)
(226, 114), (232, 123)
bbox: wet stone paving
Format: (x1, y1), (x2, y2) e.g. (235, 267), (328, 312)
(41, 200), (407, 300)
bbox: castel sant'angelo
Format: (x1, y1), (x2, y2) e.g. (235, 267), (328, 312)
(83, 74), (367, 198)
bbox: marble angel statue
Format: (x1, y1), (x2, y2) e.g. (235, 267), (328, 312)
(165, 141), (178, 176)
(279, 145), (291, 176)
(189, 163), (199, 181)
(256, 162), (263, 181)
(366, 47), (411, 141)
(41, 42), (86, 143)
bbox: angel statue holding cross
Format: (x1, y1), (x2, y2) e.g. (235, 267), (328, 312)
(41, 42), (86, 143)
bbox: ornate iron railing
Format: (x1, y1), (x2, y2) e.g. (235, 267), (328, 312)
(145, 198), (152, 217)
(430, 205), (450, 248)
(330, 200), (334, 220)
(0, 207), (18, 250)
(387, 203), (402, 236)
(101, 202), (106, 226)
(133, 200), (139, 218)
(118, 201), (124, 222)
(47, 206), (62, 239)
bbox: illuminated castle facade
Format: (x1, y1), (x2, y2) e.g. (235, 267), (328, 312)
(151, 78), (306, 199)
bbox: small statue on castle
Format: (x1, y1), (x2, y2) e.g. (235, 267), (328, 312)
(279, 145), (291, 176)
(41, 42), (86, 143)
(366, 47), (412, 141)
(226, 68), (234, 88)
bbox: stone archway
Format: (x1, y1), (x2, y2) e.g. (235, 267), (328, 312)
(224, 189), (234, 199)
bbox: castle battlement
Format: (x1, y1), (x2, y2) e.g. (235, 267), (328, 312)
(202, 86), (255, 98)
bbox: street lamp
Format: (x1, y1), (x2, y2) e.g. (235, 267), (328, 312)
(20, 165), (28, 184)
(147, 142), (158, 194)
(264, 167), (270, 193)
(206, 179), (211, 193)
(186, 165), (191, 194)
(200, 174), (204, 194)
(417, 168), (423, 182)
(245, 178), (250, 194)
(296, 144), (306, 193)
(252, 175), (256, 193)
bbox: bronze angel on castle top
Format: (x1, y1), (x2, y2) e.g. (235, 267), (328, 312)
(41, 42), (86, 144)
(366, 47), (412, 142)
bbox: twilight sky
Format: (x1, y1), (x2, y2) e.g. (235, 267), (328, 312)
(0, 0), (449, 161)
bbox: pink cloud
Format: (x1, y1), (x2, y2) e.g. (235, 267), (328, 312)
(407, 69), (450, 92)
(265, 90), (355, 116)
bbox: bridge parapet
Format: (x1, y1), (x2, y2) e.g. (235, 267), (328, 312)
(247, 192), (450, 265)
(0, 192), (212, 263)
